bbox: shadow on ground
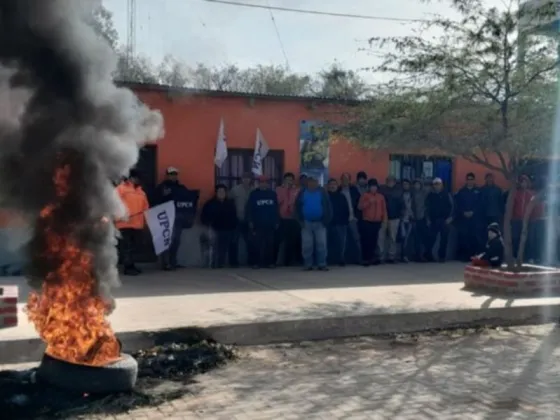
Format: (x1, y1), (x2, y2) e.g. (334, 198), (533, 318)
(0, 262), (469, 301)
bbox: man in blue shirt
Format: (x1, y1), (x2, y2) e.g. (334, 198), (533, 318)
(295, 176), (333, 271)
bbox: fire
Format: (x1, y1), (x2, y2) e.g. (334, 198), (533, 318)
(26, 164), (120, 366)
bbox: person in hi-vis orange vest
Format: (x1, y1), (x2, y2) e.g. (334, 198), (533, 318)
(115, 169), (149, 276)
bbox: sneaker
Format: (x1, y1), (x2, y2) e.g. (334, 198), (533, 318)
(303, 267), (313, 271)
(267, 264), (276, 269)
(124, 268), (140, 276)
(318, 266), (329, 271)
(339, 262), (346, 267)
(252, 265), (260, 269)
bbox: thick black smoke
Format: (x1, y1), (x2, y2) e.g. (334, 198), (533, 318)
(0, 0), (163, 304)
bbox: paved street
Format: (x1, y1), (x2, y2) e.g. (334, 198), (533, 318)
(72, 324), (560, 419)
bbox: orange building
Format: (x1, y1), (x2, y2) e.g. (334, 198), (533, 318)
(131, 82), (505, 201)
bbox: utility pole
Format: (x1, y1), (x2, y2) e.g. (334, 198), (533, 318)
(126, 0), (136, 77)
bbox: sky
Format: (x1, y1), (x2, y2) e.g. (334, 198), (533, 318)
(102, 0), (508, 82)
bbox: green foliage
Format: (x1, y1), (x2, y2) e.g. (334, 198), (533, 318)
(344, 0), (559, 176)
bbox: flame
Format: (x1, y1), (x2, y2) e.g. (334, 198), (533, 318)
(26, 164), (120, 366)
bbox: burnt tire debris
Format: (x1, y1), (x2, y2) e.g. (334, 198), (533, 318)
(0, 338), (237, 420)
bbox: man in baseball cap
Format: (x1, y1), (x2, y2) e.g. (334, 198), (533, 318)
(425, 177), (453, 262)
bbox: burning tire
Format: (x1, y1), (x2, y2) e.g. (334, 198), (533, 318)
(37, 353), (138, 394)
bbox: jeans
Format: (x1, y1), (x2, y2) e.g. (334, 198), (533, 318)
(361, 221), (382, 263)
(161, 222), (183, 268)
(400, 220), (413, 259)
(327, 225), (347, 265)
(301, 221), (327, 268)
(118, 228), (143, 268)
(377, 219), (400, 261)
(275, 218), (302, 266)
(347, 219), (362, 264)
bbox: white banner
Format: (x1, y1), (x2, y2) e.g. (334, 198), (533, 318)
(145, 201), (176, 255)
(214, 118), (228, 168)
(252, 128), (269, 175)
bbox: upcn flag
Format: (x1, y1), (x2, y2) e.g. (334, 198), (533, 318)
(214, 118), (228, 168)
(145, 201), (176, 255)
(251, 128), (269, 175)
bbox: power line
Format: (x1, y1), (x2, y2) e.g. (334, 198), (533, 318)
(266, 1), (290, 68)
(202, 0), (429, 23)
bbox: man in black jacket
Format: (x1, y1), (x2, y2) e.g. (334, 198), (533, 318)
(425, 178), (454, 262)
(327, 178), (350, 266)
(154, 167), (199, 270)
(200, 184), (238, 268)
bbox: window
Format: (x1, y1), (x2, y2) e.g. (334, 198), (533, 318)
(389, 154), (454, 190)
(215, 148), (285, 189)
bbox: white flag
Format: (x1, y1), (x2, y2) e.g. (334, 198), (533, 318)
(251, 128), (269, 175)
(214, 118), (228, 168)
(145, 201), (176, 255)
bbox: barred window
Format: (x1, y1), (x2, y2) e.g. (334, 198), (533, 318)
(215, 148), (284, 190)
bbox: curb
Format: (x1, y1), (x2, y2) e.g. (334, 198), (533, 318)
(1, 304), (559, 364)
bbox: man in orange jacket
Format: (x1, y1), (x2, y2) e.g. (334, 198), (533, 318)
(116, 169), (149, 276)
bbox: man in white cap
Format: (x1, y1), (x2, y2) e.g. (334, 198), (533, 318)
(424, 177), (454, 262)
(154, 166), (199, 270)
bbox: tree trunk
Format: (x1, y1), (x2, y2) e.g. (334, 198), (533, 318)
(503, 181), (516, 270)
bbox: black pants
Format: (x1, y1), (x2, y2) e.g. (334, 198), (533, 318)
(214, 230), (234, 268)
(456, 218), (479, 261)
(161, 222), (183, 268)
(251, 226), (275, 267)
(229, 222), (250, 266)
(426, 219), (449, 261)
(118, 228), (143, 268)
(275, 219), (301, 266)
(361, 221), (382, 264)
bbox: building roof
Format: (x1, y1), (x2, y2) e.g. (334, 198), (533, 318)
(118, 81), (363, 105)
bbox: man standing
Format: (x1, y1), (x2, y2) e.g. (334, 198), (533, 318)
(154, 166), (199, 270)
(116, 169), (149, 276)
(327, 178), (350, 266)
(339, 172), (363, 264)
(275, 172), (301, 266)
(200, 184), (238, 268)
(454, 172), (481, 261)
(358, 179), (387, 266)
(378, 176), (403, 263)
(245, 175), (279, 268)
(400, 179), (414, 262)
(356, 171), (368, 195)
(295, 176), (332, 271)
(411, 179), (429, 261)
(229, 172), (253, 266)
(425, 178), (454, 262)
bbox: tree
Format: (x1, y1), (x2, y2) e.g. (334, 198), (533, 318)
(158, 55), (190, 87)
(342, 0), (559, 269)
(315, 63), (369, 99)
(89, 3), (119, 50)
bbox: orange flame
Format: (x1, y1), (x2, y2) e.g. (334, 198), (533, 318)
(26, 164), (120, 366)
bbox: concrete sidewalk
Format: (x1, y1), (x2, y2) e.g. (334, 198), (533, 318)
(1, 262), (560, 363)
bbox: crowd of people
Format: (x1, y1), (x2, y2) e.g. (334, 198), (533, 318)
(115, 166), (553, 275)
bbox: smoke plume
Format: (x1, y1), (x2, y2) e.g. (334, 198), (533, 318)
(0, 0), (163, 303)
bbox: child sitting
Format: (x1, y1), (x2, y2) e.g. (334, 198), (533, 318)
(471, 223), (504, 268)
